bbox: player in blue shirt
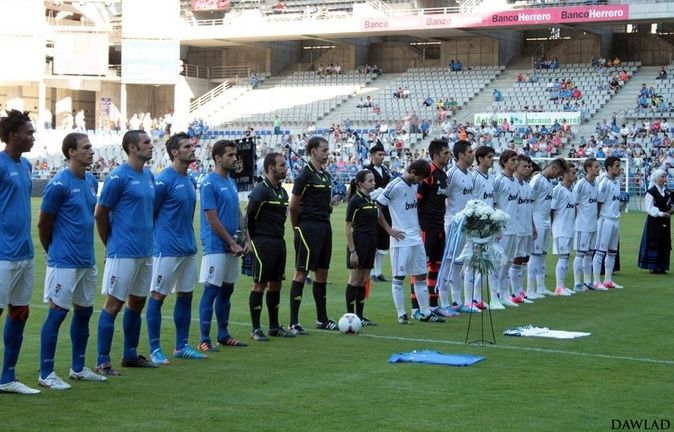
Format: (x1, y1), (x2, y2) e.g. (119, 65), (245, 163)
(145, 133), (206, 364)
(37, 132), (107, 390)
(95, 130), (157, 375)
(0, 110), (39, 395)
(198, 140), (249, 352)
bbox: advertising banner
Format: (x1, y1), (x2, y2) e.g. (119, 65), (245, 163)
(360, 4), (628, 32)
(122, 39), (180, 85)
(474, 112), (581, 126)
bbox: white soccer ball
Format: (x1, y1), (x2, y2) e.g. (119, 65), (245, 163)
(338, 313), (362, 334)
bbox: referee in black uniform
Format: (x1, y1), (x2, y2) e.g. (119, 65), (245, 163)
(344, 169), (378, 326)
(365, 142), (392, 281)
(288, 136), (337, 334)
(246, 152), (295, 341)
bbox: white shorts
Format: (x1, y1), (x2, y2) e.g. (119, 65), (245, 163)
(553, 237), (572, 255)
(516, 235), (533, 258)
(199, 253), (240, 286)
(391, 244), (427, 277)
(574, 231), (597, 253)
(0, 260), (33, 309)
(101, 257), (152, 301)
(497, 235), (518, 263)
(532, 227), (551, 255)
(151, 254), (198, 295)
(595, 218), (620, 252)
(44, 266), (97, 309)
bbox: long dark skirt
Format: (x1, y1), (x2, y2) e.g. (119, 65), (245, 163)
(638, 221), (671, 271)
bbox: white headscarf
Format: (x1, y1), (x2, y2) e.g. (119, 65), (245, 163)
(649, 168), (667, 189)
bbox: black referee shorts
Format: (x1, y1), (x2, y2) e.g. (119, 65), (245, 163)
(346, 233), (377, 270)
(422, 229), (446, 263)
(294, 221), (332, 272)
(251, 237), (286, 284)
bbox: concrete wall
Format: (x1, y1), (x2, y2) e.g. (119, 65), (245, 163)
(269, 41), (301, 75)
(613, 33), (673, 65)
(184, 45), (271, 74)
(547, 35), (601, 64)
(474, 30), (523, 66)
(368, 42), (418, 73)
(311, 44), (356, 70)
(441, 37), (499, 67)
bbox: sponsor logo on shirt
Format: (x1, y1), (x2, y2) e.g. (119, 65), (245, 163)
(10, 172), (18, 177)
(589, 198), (597, 203)
(71, 188), (81, 194)
(483, 192), (494, 200)
(405, 201), (417, 210)
(131, 180), (140, 185)
(462, 187), (473, 195)
(436, 186), (448, 196)
(508, 193), (518, 201)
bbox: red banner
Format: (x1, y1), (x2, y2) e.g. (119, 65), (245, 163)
(191, 0), (231, 12)
(361, 4), (629, 31)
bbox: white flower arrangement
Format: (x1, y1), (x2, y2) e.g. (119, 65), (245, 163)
(452, 200), (509, 241)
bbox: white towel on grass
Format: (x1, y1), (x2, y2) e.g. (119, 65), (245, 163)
(504, 325), (591, 339)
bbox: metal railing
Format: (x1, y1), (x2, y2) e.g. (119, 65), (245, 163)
(181, 63), (210, 79)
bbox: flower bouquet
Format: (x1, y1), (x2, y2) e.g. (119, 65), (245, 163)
(451, 200), (509, 274)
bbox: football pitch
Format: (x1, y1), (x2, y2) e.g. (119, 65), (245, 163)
(2, 198), (673, 432)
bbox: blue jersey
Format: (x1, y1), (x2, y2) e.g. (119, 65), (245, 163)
(98, 163), (155, 258)
(153, 167), (197, 257)
(200, 172), (239, 255)
(40, 169), (98, 268)
(0, 152), (33, 261)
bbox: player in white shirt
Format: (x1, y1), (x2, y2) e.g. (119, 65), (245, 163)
(527, 158), (568, 299)
(491, 149), (520, 308)
(551, 164), (577, 294)
(437, 141), (478, 314)
(468, 146), (496, 309)
(376, 160), (445, 324)
(592, 156), (624, 289)
(510, 156), (536, 304)
(573, 158), (601, 291)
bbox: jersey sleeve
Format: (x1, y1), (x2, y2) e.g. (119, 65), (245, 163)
(377, 179), (396, 207)
(596, 179), (609, 204)
(153, 174), (169, 217)
(345, 196), (358, 222)
(40, 179), (67, 215)
(550, 186), (561, 212)
(200, 178), (218, 211)
(98, 172), (123, 209)
(416, 174), (432, 202)
(291, 168), (309, 196)
(246, 186), (265, 236)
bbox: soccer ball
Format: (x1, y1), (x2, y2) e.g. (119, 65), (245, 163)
(338, 313), (362, 334)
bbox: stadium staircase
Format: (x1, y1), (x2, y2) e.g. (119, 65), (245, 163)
(314, 72), (402, 130)
(574, 65), (656, 141)
(453, 66), (522, 126)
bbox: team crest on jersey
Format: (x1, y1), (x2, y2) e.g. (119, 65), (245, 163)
(90, 186), (96, 196)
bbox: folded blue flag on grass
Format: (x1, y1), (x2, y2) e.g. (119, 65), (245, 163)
(389, 350), (485, 367)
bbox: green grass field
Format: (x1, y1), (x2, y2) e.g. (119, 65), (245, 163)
(2, 198), (673, 431)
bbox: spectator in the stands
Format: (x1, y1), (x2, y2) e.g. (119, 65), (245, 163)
(422, 96), (434, 107)
(657, 66), (667, 80)
(419, 119), (430, 139)
(393, 87), (403, 99)
(493, 88), (503, 102)
(572, 86), (583, 100)
(250, 72), (259, 87)
(619, 69), (629, 83)
(402, 87), (410, 99)
(273, 1), (287, 13)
